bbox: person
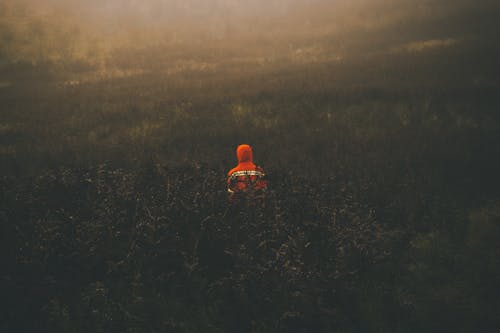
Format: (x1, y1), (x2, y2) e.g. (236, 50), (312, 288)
(227, 144), (267, 202)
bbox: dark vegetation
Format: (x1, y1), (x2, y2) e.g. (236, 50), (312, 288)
(1, 1), (500, 332)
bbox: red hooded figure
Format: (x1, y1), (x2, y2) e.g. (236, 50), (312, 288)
(227, 144), (267, 200)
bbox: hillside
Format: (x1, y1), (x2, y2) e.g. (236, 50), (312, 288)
(1, 1), (500, 332)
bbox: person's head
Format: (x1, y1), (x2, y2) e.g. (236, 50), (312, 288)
(236, 144), (253, 163)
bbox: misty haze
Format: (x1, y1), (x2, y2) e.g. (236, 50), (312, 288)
(1, 0), (499, 332)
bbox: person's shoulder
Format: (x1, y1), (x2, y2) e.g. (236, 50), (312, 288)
(228, 166), (238, 177)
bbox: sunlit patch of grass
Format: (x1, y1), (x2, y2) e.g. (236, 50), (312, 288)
(128, 120), (164, 142)
(231, 103), (252, 124)
(289, 45), (343, 64)
(229, 103), (278, 130)
(391, 38), (459, 53)
(62, 68), (146, 87)
(165, 60), (217, 75)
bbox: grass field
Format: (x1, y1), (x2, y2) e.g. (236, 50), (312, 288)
(1, 1), (500, 332)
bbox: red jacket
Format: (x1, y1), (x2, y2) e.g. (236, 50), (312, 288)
(227, 144), (267, 195)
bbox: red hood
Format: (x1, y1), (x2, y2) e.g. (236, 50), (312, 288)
(237, 144), (253, 163)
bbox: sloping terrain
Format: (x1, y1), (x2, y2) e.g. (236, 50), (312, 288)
(1, 0), (500, 332)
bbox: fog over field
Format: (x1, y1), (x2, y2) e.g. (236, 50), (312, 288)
(2, 0), (499, 81)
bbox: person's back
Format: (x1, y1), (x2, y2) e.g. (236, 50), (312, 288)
(227, 144), (267, 203)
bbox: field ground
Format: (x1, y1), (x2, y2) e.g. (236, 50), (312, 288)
(1, 1), (500, 332)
